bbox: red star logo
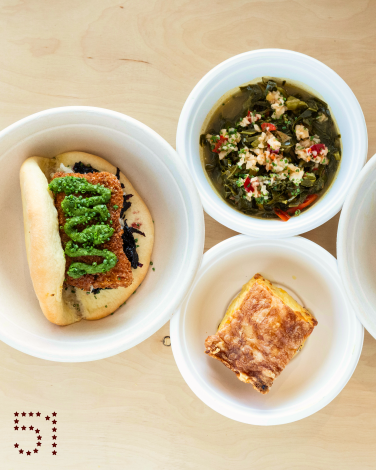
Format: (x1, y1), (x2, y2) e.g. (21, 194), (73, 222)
(29, 426), (34, 431)
(14, 419), (19, 424)
(36, 412), (41, 417)
(52, 427), (57, 432)
(52, 443), (57, 448)
(37, 442), (41, 447)
(37, 435), (42, 440)
(45, 415), (50, 421)
(52, 435), (57, 440)
(52, 419), (57, 424)
(35, 428), (40, 434)
(26, 451), (31, 456)
(21, 426), (26, 431)
(52, 450), (57, 455)
(14, 426), (19, 431)
(52, 412), (57, 417)
(14, 412), (19, 417)
(19, 449), (23, 454)
(14, 443), (19, 448)
(21, 412), (26, 417)
(29, 412), (33, 417)
(33, 448), (38, 453)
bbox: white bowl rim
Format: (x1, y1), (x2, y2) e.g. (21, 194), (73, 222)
(176, 48), (368, 238)
(170, 234), (364, 425)
(337, 153), (376, 338)
(0, 106), (205, 362)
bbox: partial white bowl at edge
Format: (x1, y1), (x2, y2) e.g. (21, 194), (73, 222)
(0, 106), (204, 362)
(170, 235), (363, 425)
(176, 49), (367, 238)
(338, 153), (376, 340)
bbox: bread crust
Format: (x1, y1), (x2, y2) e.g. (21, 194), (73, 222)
(20, 151), (154, 325)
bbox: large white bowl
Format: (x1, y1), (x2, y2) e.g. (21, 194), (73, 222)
(0, 106), (204, 362)
(170, 235), (363, 425)
(337, 153), (376, 339)
(177, 49), (367, 238)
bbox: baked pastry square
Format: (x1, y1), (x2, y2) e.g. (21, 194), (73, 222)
(205, 273), (317, 394)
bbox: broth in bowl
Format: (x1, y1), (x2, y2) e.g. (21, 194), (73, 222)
(200, 78), (341, 221)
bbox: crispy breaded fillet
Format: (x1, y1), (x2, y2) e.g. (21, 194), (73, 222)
(205, 273), (317, 394)
(52, 171), (133, 291)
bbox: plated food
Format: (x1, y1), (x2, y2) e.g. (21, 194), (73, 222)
(201, 78), (341, 221)
(178, 49), (367, 238)
(0, 107), (203, 360)
(205, 273), (317, 394)
(20, 151), (154, 326)
(171, 235), (363, 424)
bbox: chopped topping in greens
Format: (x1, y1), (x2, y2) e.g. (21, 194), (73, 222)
(207, 128), (241, 160)
(266, 90), (287, 119)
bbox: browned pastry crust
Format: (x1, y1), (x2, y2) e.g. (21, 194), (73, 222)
(52, 171), (133, 291)
(205, 273), (317, 394)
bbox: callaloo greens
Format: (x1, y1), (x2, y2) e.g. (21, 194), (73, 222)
(200, 78), (341, 220)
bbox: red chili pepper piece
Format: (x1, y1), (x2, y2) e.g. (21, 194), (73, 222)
(309, 143), (326, 154)
(261, 123), (276, 132)
(274, 208), (290, 221)
(243, 176), (254, 193)
(213, 135), (228, 153)
(287, 194), (318, 214)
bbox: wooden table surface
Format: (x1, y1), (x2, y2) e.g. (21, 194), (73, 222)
(1, 1), (376, 468)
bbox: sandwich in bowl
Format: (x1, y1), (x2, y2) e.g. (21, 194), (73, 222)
(20, 151), (154, 326)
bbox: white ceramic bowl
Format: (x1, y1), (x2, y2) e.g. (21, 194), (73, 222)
(177, 49), (367, 238)
(0, 106), (204, 362)
(337, 153), (376, 339)
(170, 235), (363, 425)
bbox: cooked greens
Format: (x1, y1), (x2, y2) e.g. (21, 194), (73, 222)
(200, 78), (341, 220)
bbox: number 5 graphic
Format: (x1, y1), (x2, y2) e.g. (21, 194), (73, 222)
(13, 411), (57, 455)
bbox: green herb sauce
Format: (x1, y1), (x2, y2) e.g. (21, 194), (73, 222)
(49, 176), (118, 278)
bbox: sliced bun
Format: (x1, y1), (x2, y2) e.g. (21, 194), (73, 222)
(20, 151), (154, 326)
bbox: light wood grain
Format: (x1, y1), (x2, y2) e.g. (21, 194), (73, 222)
(0, 0), (376, 468)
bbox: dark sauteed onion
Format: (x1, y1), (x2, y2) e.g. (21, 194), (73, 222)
(200, 78), (341, 221)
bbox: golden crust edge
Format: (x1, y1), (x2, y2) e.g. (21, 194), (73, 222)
(218, 273), (317, 331)
(204, 350), (270, 394)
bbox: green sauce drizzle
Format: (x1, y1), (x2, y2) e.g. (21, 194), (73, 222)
(65, 242), (117, 278)
(49, 176), (118, 279)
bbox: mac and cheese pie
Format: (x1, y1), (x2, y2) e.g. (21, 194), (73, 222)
(205, 273), (317, 394)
